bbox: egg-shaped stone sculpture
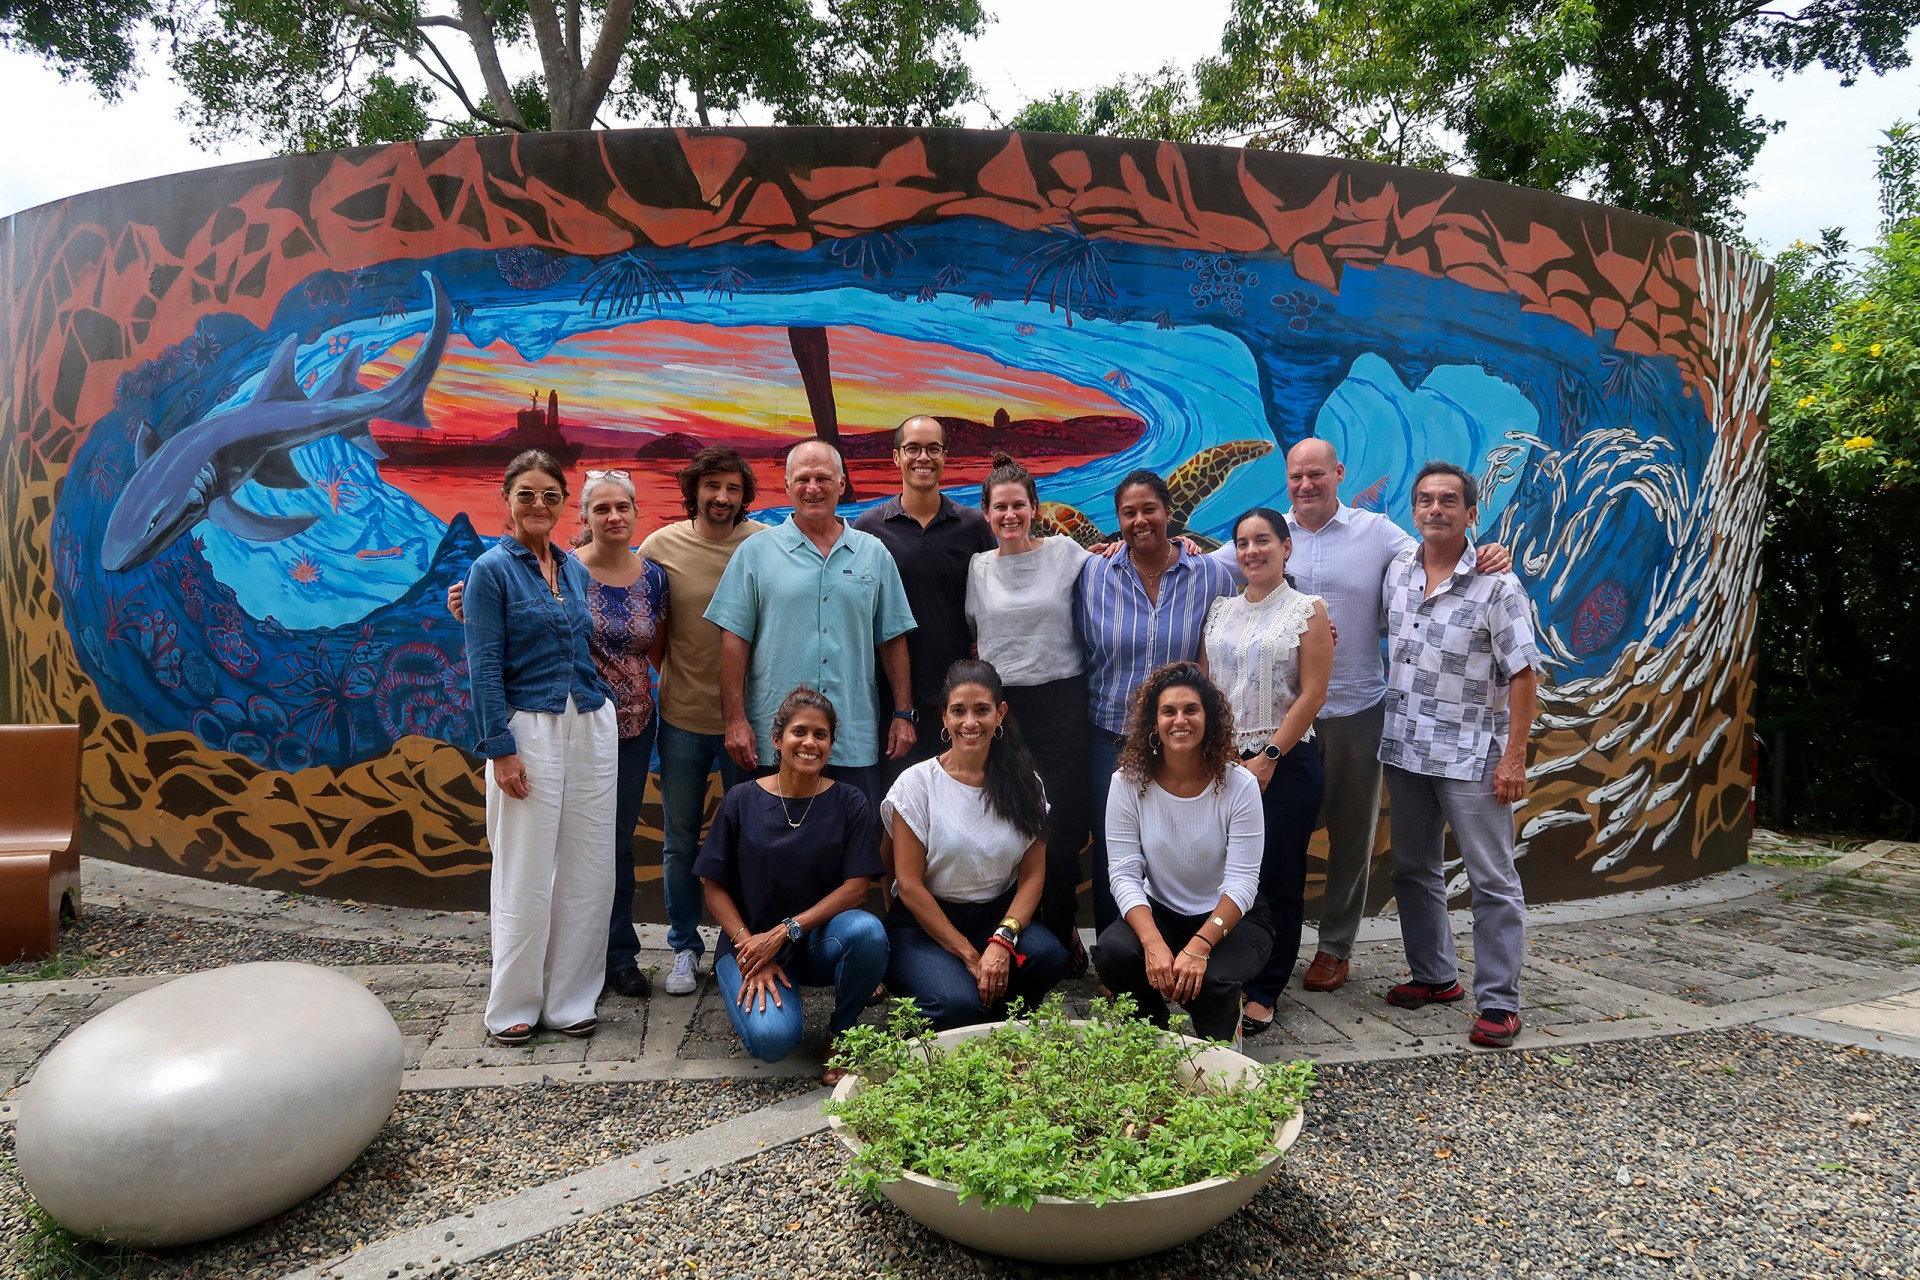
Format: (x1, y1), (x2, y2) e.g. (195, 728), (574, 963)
(13, 961), (403, 1246)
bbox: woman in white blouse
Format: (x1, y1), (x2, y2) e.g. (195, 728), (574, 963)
(1091, 662), (1271, 1042)
(882, 659), (1070, 1029)
(1202, 507), (1333, 1037)
(964, 454), (1093, 972)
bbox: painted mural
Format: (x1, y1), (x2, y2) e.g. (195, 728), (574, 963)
(0, 128), (1768, 910)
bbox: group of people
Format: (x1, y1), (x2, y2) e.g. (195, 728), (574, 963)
(459, 417), (1541, 1079)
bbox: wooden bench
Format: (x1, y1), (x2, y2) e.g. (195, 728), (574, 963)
(0, 724), (82, 964)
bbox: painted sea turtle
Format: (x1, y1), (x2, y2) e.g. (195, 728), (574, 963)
(1035, 439), (1275, 549)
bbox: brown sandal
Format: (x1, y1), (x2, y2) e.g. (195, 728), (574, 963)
(822, 1034), (848, 1086)
(492, 1023), (534, 1046)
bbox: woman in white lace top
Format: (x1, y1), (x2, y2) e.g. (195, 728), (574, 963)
(1201, 507), (1333, 1037)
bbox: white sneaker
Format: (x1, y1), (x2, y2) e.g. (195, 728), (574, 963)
(665, 949), (699, 996)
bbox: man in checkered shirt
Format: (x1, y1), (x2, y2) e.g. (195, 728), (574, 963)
(1376, 461), (1541, 1049)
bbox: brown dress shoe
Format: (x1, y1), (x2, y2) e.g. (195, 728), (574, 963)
(1302, 951), (1350, 992)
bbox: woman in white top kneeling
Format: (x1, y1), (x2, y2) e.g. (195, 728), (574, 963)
(1092, 661), (1271, 1042)
(882, 659), (1071, 1029)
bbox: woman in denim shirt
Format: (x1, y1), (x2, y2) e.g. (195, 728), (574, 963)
(463, 449), (615, 1046)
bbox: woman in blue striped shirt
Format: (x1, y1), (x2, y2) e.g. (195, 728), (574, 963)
(1073, 470), (1239, 934)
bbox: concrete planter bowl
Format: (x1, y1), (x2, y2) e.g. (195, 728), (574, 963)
(826, 1020), (1306, 1264)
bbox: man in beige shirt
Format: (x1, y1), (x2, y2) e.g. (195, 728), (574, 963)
(640, 447), (767, 996)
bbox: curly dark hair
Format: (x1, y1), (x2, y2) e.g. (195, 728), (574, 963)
(1114, 662), (1237, 794)
(675, 446), (756, 524)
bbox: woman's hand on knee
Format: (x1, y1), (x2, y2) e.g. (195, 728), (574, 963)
(737, 962), (791, 1013)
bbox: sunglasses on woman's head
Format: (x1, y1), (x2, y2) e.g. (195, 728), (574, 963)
(586, 469), (631, 481)
(511, 489), (565, 507)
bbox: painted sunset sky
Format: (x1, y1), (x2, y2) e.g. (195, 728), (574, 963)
(361, 319), (1131, 441)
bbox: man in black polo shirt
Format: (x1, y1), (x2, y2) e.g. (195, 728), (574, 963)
(853, 414), (995, 786)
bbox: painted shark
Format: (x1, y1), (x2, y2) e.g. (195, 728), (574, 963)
(101, 272), (451, 572)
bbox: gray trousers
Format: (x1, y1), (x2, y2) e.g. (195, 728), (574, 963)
(1382, 762), (1527, 1014)
(1312, 699), (1387, 959)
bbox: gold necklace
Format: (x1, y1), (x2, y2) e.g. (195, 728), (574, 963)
(774, 779), (820, 828)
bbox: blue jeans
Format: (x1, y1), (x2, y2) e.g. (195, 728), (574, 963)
(713, 909), (889, 1063)
(885, 892), (1071, 1030)
(657, 718), (749, 957)
(1087, 727), (1125, 934)
(606, 721), (657, 972)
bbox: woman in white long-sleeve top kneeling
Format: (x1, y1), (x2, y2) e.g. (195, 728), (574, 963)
(1092, 661), (1271, 1043)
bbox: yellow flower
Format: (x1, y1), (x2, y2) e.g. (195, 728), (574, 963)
(1796, 395), (1818, 408)
(1771, 356), (1781, 369)
(1844, 435), (1876, 450)
(1870, 343), (1884, 357)
(1832, 341), (1848, 353)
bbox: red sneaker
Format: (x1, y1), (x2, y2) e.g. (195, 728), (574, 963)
(1385, 979), (1465, 1009)
(1469, 1009), (1522, 1048)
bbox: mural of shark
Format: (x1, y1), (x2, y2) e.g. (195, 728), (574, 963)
(101, 272), (451, 572)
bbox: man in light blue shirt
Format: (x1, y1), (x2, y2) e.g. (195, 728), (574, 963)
(707, 440), (916, 815)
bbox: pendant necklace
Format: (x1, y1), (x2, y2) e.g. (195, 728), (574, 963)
(540, 554), (563, 602)
(775, 781), (818, 829)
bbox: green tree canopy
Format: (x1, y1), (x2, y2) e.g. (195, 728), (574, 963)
(0, 0), (151, 96)
(1007, 63), (1216, 144)
(6, 0), (990, 153)
(1758, 122), (1920, 836)
(1007, 0), (1920, 237)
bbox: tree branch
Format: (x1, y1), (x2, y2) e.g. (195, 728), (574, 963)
(575, 0), (639, 129)
(455, 0), (526, 128)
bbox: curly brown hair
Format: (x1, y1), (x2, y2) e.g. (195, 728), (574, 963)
(1114, 662), (1238, 794)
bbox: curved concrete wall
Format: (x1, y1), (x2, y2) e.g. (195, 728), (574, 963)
(0, 128), (1768, 911)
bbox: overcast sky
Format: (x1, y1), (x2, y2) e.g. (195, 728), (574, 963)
(2, 1), (1914, 256)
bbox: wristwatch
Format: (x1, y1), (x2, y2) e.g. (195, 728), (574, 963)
(782, 916), (803, 942)
(1261, 742), (1284, 761)
(892, 709), (916, 723)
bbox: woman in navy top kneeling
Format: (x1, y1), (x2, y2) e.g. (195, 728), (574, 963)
(694, 686), (888, 1083)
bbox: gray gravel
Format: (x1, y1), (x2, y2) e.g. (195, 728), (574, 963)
(0, 901), (479, 982)
(443, 1026), (1919, 1280)
(0, 1076), (816, 1279)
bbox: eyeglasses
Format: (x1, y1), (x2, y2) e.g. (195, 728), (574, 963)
(896, 443), (946, 458)
(511, 489), (565, 507)
(586, 469), (631, 481)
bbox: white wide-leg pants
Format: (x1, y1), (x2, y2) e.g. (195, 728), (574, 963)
(484, 697), (617, 1034)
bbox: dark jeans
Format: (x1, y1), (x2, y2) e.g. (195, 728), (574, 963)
(1005, 676), (1091, 943)
(1087, 725), (1126, 935)
(1092, 897), (1274, 1042)
(1241, 739), (1325, 1006)
(606, 721), (657, 973)
(713, 909), (889, 1063)
(884, 888), (1071, 1029)
(656, 717), (751, 957)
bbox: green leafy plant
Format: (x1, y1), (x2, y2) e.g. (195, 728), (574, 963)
(825, 994), (1313, 1209)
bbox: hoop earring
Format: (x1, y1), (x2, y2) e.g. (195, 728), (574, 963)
(1148, 732), (1161, 755)
(940, 726), (952, 743)
(994, 724), (1005, 738)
